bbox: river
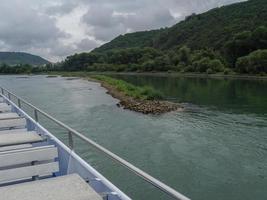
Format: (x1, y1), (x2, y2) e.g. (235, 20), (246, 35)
(0, 75), (266, 200)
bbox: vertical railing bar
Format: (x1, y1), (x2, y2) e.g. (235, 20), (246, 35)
(18, 98), (21, 108)
(34, 109), (39, 122)
(68, 131), (74, 150)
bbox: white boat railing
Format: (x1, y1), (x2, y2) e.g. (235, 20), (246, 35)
(0, 86), (190, 200)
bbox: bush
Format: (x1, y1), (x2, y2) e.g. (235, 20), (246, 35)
(206, 68), (213, 74)
(140, 86), (163, 100)
(91, 75), (163, 100)
(183, 65), (194, 72)
(223, 68), (232, 75)
(141, 60), (155, 71)
(236, 49), (267, 73)
(210, 59), (225, 72)
(193, 57), (225, 73)
(193, 57), (210, 72)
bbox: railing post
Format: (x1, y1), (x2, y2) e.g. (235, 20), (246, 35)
(1, 88), (3, 95)
(68, 131), (74, 150)
(34, 109), (38, 122)
(18, 99), (21, 108)
(8, 92), (11, 100)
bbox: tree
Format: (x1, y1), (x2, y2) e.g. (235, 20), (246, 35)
(178, 46), (191, 65)
(236, 49), (267, 74)
(225, 31), (254, 66)
(252, 26), (267, 49)
(193, 57), (225, 73)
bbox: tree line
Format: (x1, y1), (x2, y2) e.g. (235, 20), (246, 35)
(1, 26), (266, 75)
(55, 26), (267, 74)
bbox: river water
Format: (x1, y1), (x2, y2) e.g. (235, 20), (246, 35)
(0, 75), (266, 200)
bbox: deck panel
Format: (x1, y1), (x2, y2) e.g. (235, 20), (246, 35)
(0, 118), (26, 129)
(0, 113), (20, 120)
(0, 104), (11, 113)
(0, 162), (59, 184)
(0, 144), (33, 152)
(0, 146), (58, 168)
(0, 132), (44, 147)
(0, 174), (102, 200)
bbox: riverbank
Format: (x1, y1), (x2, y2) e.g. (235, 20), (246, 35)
(45, 71), (267, 81)
(89, 75), (182, 114)
(46, 72), (182, 114)
(87, 72), (267, 81)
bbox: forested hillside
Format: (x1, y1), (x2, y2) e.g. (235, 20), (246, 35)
(57, 0), (267, 74)
(152, 0), (267, 50)
(0, 52), (50, 66)
(94, 30), (163, 53)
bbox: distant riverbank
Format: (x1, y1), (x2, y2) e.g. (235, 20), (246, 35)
(87, 72), (267, 81)
(45, 71), (267, 81)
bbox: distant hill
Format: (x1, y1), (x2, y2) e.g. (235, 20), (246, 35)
(0, 52), (50, 66)
(94, 0), (267, 53)
(152, 0), (267, 51)
(93, 30), (164, 53)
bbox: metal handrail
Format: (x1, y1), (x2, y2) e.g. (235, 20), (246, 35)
(0, 87), (190, 200)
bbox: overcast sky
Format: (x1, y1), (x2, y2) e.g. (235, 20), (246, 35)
(0, 0), (245, 62)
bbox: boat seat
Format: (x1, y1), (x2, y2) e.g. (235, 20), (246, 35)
(0, 128), (27, 134)
(0, 103), (11, 113)
(0, 144), (33, 152)
(0, 132), (44, 147)
(0, 145), (59, 185)
(0, 174), (102, 200)
(0, 118), (26, 130)
(0, 113), (21, 120)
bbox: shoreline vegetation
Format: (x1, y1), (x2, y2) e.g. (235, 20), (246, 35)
(90, 75), (182, 114)
(47, 72), (183, 114)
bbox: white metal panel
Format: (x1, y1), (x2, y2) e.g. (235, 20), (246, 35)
(0, 129), (27, 134)
(0, 146), (58, 168)
(0, 118), (26, 129)
(0, 103), (11, 113)
(0, 132), (43, 147)
(0, 174), (102, 200)
(0, 162), (59, 184)
(0, 113), (20, 120)
(0, 144), (32, 152)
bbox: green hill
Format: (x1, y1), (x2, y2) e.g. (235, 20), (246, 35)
(93, 29), (164, 53)
(152, 0), (267, 51)
(0, 52), (50, 66)
(61, 0), (267, 74)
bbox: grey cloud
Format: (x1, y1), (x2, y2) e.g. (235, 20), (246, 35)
(46, 2), (78, 16)
(82, 1), (175, 41)
(0, 0), (245, 61)
(0, 0), (69, 61)
(76, 38), (99, 52)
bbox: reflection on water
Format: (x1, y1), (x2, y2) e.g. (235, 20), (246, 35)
(0, 75), (266, 200)
(110, 74), (267, 114)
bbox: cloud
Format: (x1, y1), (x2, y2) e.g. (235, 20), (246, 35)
(76, 38), (100, 52)
(0, 0), (246, 61)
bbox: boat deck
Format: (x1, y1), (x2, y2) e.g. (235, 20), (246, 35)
(0, 98), (103, 200)
(0, 88), (190, 200)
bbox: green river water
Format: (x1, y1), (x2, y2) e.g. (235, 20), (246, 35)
(0, 75), (266, 200)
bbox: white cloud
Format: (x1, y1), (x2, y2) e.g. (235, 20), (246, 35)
(0, 0), (246, 62)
